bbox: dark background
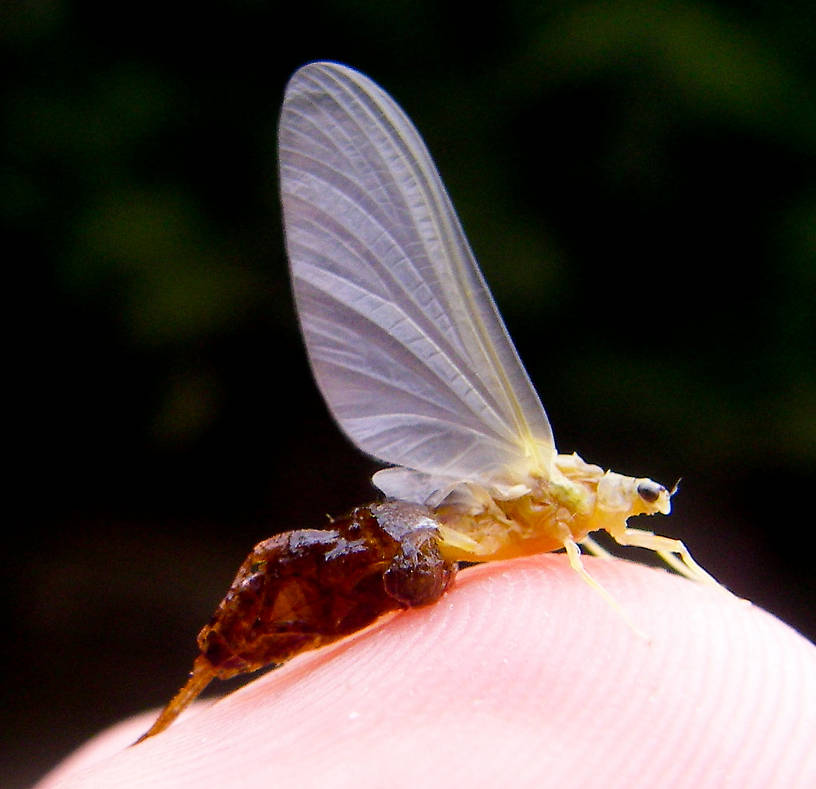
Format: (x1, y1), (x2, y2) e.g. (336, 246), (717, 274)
(5, 2), (814, 785)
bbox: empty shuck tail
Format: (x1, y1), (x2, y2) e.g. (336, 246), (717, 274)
(133, 657), (216, 745)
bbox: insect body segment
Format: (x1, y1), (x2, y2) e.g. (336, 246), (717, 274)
(136, 503), (456, 742)
(430, 453), (675, 564)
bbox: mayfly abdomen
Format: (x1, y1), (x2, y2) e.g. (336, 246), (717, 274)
(200, 502), (456, 677)
(136, 502), (456, 742)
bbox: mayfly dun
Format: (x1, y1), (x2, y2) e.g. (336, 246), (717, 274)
(136, 61), (720, 743)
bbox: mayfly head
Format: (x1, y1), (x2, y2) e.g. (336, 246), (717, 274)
(595, 471), (673, 517)
(635, 478), (672, 515)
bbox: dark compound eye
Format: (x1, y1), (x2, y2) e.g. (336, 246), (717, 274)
(637, 481), (664, 503)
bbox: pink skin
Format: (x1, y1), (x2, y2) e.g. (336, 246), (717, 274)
(38, 556), (816, 788)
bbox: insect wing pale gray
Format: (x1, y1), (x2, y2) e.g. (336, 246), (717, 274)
(279, 62), (554, 492)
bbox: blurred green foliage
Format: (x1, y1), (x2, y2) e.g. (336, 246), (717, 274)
(3, 2), (814, 784)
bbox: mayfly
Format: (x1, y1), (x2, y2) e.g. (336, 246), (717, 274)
(137, 62), (718, 742)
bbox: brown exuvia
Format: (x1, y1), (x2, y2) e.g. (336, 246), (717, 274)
(136, 502), (456, 742)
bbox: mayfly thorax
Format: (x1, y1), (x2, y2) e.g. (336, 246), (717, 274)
(136, 62), (720, 743)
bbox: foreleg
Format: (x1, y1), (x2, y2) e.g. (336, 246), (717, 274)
(613, 527), (719, 586)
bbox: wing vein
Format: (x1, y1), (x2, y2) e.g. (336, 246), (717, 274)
(279, 62), (555, 498)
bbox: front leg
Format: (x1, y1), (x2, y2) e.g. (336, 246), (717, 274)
(614, 527), (720, 586)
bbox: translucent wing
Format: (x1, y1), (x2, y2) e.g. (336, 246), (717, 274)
(279, 62), (554, 499)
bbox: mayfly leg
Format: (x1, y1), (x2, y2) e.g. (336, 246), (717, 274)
(613, 527), (721, 587)
(579, 534), (614, 559)
(562, 538), (648, 640)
